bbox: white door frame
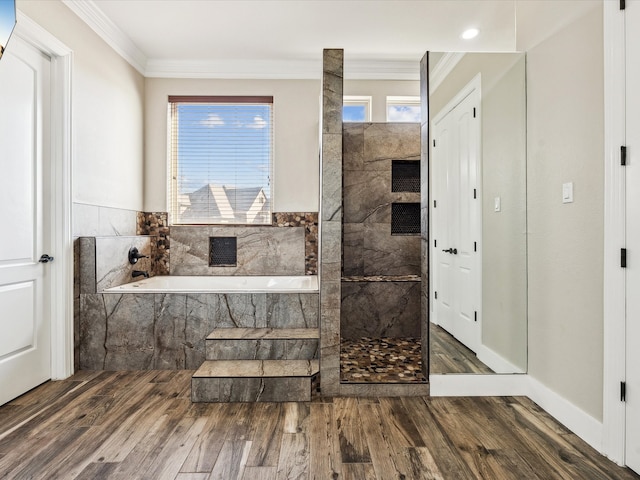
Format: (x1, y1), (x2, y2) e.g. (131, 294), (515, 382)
(14, 12), (73, 380)
(602, 0), (627, 466)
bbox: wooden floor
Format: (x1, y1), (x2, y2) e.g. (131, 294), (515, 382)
(430, 324), (494, 374)
(0, 371), (637, 480)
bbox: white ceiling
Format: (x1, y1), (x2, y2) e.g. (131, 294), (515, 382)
(63, 0), (520, 79)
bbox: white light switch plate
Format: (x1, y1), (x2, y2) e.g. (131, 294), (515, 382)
(562, 182), (574, 203)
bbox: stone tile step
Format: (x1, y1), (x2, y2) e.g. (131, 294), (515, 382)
(191, 359), (319, 402)
(206, 328), (319, 340)
(193, 359), (319, 378)
(205, 329), (319, 361)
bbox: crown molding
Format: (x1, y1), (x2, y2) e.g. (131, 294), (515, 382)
(145, 58), (322, 79)
(430, 52), (465, 92)
(61, 0), (147, 75)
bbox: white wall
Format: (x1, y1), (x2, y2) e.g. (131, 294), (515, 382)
(144, 78), (320, 213)
(518, 1), (604, 421)
(18, 0), (145, 212)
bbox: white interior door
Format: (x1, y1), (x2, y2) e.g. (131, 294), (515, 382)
(432, 79), (481, 353)
(0, 37), (52, 406)
(625, 0), (640, 472)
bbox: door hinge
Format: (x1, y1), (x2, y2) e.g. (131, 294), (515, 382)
(621, 248), (627, 268)
(621, 0), (626, 10)
(474, 241), (477, 252)
(621, 381), (626, 402)
(473, 188), (477, 199)
(474, 311), (478, 322)
(473, 107), (477, 118)
(433, 139), (436, 147)
(621, 145), (627, 166)
(434, 200), (437, 208)
(435, 291), (438, 300)
(434, 239), (437, 248)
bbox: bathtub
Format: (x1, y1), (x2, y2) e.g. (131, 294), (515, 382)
(103, 275), (319, 294)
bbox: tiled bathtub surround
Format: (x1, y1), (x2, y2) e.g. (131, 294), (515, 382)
(273, 212), (318, 275)
(73, 203), (139, 237)
(133, 211), (317, 276)
(171, 226), (306, 276)
(79, 292), (319, 370)
(78, 236), (153, 293)
(137, 211), (170, 275)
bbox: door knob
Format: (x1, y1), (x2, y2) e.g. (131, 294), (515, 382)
(452, 248), (458, 255)
(442, 248), (453, 254)
(39, 254), (54, 263)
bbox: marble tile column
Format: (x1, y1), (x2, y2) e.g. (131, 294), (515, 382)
(320, 49), (343, 395)
(420, 52), (430, 374)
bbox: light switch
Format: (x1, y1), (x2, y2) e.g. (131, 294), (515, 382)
(494, 196), (501, 212)
(562, 182), (574, 203)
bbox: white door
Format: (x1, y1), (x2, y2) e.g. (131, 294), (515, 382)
(432, 79), (481, 353)
(625, 0), (640, 472)
(0, 37), (52, 406)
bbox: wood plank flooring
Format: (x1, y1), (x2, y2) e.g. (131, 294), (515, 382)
(430, 324), (494, 374)
(0, 370), (637, 479)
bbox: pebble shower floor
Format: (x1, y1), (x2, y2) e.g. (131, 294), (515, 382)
(340, 337), (426, 383)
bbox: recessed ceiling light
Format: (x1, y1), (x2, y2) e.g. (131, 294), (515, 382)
(462, 28), (479, 40)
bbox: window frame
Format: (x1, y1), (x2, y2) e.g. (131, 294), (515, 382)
(386, 95), (421, 122)
(167, 95), (274, 226)
(343, 95), (372, 122)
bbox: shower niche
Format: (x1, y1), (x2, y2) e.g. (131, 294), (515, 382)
(340, 122), (424, 383)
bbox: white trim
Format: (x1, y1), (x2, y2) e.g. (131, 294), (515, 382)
(430, 52), (465, 93)
(145, 58), (321, 80)
(527, 376), (604, 454)
(61, 0), (146, 75)
(431, 374), (604, 454)
(429, 373), (529, 397)
(602, 0), (627, 466)
(145, 58), (419, 80)
(476, 344), (525, 374)
(15, 11), (74, 380)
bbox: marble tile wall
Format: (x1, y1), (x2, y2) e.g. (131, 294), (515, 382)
(78, 236), (153, 293)
(79, 292), (319, 370)
(420, 52), (430, 373)
(73, 203), (138, 237)
(170, 225), (306, 276)
(340, 280), (421, 339)
(342, 123), (421, 277)
(320, 49), (344, 395)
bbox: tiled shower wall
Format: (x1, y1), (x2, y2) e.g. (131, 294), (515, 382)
(320, 49), (429, 396)
(341, 123), (422, 340)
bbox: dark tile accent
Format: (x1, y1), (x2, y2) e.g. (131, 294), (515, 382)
(391, 203), (421, 235)
(209, 237), (237, 266)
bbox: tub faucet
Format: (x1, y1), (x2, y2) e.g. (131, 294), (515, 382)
(132, 270), (149, 279)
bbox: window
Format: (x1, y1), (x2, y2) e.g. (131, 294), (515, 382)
(386, 96), (421, 122)
(168, 96), (273, 225)
(343, 95), (372, 122)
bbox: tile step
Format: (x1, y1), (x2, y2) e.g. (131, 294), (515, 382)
(206, 328), (319, 340)
(191, 359), (319, 402)
(193, 359), (319, 378)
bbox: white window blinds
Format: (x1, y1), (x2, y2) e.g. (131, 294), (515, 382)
(168, 96), (273, 225)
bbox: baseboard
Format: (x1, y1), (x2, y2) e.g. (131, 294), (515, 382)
(430, 373), (604, 455)
(525, 375), (603, 453)
(476, 344), (526, 374)
(429, 374), (529, 396)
